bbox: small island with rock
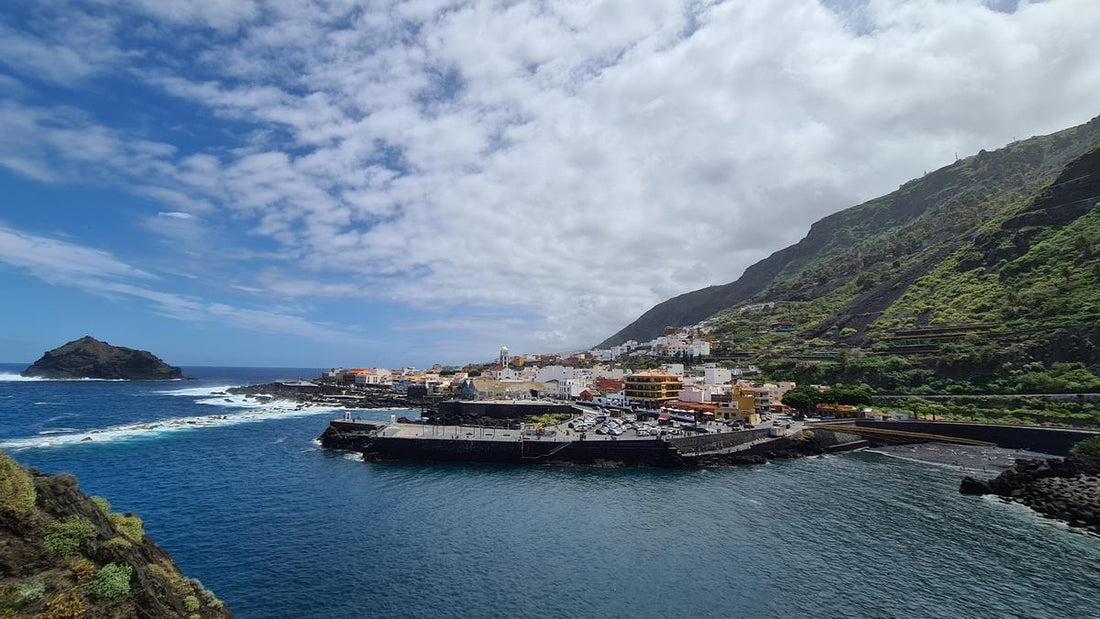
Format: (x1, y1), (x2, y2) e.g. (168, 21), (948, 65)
(21, 336), (183, 380)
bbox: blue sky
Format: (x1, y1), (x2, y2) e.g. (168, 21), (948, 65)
(0, 0), (1098, 368)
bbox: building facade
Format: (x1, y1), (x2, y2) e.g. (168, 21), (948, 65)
(624, 371), (684, 407)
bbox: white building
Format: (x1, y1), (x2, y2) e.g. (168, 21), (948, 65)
(688, 341), (711, 357)
(704, 366), (732, 385)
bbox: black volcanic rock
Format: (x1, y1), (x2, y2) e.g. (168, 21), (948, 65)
(21, 336), (183, 380)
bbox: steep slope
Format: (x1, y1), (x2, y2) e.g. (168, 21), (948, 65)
(599, 114), (1100, 348)
(1, 451), (230, 618)
(873, 146), (1100, 352)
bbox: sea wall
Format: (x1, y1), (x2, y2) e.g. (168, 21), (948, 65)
(363, 435), (681, 467)
(669, 429), (771, 454)
(855, 420), (1099, 456)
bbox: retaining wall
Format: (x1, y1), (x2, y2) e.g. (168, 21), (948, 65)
(854, 420), (1099, 456)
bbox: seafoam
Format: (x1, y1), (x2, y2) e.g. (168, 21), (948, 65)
(0, 400), (349, 451)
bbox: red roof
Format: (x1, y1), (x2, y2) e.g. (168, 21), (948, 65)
(596, 378), (624, 390)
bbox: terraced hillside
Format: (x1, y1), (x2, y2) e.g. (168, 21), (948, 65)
(600, 114), (1100, 352)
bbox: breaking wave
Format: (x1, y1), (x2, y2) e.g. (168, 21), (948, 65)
(154, 385), (238, 397)
(0, 402), (347, 451)
(0, 373), (126, 382)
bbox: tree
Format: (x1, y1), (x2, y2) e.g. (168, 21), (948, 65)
(782, 390), (814, 412)
(782, 385), (822, 412)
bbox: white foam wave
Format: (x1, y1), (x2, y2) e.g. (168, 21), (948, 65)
(0, 404), (348, 451)
(0, 373), (126, 382)
(44, 413), (79, 423)
(194, 394), (280, 409)
(154, 385), (237, 397)
(0, 373), (45, 381)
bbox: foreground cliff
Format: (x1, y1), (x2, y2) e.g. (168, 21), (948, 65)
(22, 336), (183, 380)
(0, 451), (230, 618)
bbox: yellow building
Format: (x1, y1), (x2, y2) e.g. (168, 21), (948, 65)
(731, 385), (758, 415)
(624, 371), (683, 406)
(716, 407), (759, 425)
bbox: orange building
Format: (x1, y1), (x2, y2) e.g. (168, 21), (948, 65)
(624, 371), (683, 406)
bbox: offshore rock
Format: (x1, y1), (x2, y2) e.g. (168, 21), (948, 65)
(959, 455), (1100, 534)
(21, 336), (183, 380)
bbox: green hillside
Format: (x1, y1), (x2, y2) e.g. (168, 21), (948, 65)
(600, 114), (1100, 350)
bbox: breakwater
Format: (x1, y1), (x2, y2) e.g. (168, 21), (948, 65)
(322, 420), (683, 466)
(319, 421), (865, 468)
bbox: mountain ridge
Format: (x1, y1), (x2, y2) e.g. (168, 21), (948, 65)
(598, 114), (1100, 349)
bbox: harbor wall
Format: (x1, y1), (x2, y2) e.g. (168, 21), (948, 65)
(854, 420), (1099, 456)
(669, 429), (771, 454)
(363, 435), (680, 467)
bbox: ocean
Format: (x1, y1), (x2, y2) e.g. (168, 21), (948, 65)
(2, 364), (1098, 618)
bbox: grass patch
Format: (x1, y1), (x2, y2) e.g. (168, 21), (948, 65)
(103, 536), (132, 550)
(87, 563), (132, 600)
(0, 450), (36, 517)
(91, 496), (110, 516)
(1071, 436), (1100, 457)
(40, 590), (87, 619)
(108, 513), (144, 542)
(44, 516), (97, 557)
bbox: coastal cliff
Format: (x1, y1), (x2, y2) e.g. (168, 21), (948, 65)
(0, 451), (230, 618)
(21, 336), (183, 380)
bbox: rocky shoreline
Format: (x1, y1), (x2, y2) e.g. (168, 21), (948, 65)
(960, 455), (1100, 535)
(225, 382), (411, 408)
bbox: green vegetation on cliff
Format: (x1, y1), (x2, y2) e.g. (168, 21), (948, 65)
(0, 450), (230, 618)
(603, 115), (1100, 403)
(602, 115), (1100, 349)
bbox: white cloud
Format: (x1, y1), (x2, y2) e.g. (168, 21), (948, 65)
(4, 0), (1100, 355)
(157, 211), (194, 220)
(0, 223), (360, 344)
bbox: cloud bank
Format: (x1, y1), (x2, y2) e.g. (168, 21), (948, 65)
(1, 0), (1099, 355)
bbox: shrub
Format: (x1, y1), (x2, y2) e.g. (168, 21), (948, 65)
(149, 562), (194, 598)
(44, 515), (97, 556)
(91, 496), (110, 516)
(87, 563), (132, 600)
(1071, 436), (1100, 457)
(69, 558), (96, 585)
(200, 587), (224, 609)
(40, 590), (87, 619)
(17, 580), (45, 603)
(184, 595), (200, 612)
(0, 451), (36, 517)
(108, 513), (144, 542)
(103, 536), (132, 550)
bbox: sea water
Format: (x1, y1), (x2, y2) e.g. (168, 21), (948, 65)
(1, 364), (1098, 618)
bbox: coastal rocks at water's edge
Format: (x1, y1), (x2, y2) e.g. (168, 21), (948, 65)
(960, 455), (1100, 534)
(21, 336), (183, 380)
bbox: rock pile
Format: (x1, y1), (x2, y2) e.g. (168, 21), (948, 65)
(960, 455), (1100, 534)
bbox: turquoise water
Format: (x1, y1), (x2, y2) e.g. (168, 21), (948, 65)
(2, 365), (1098, 618)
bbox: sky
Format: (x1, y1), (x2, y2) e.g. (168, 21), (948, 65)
(0, 0), (1098, 368)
